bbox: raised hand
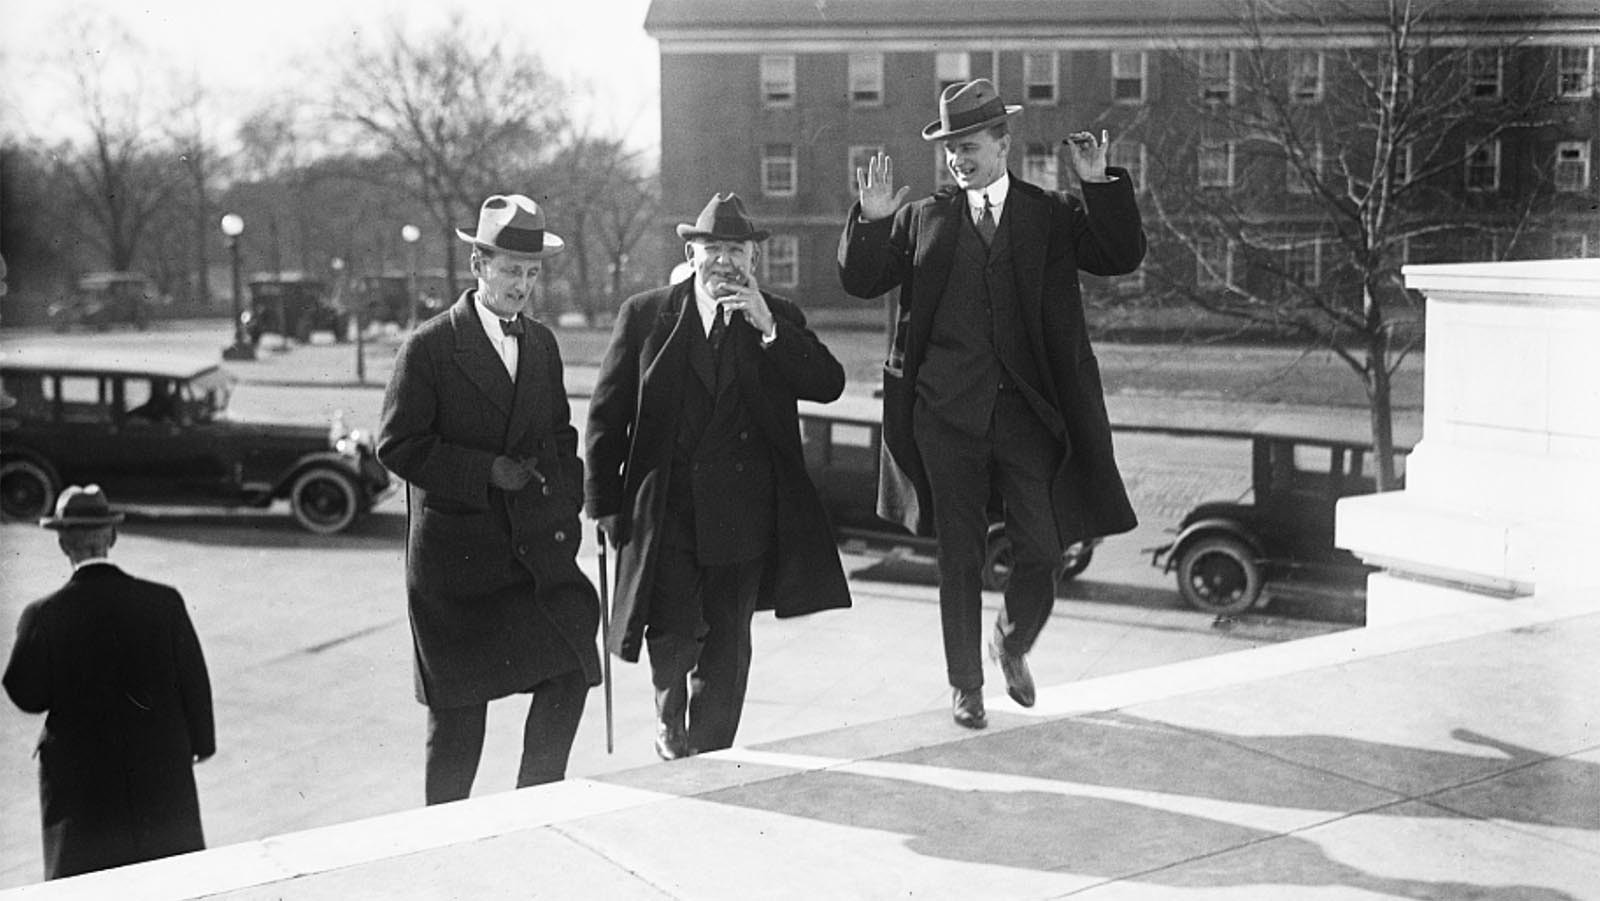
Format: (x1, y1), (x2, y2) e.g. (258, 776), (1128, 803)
(1064, 129), (1113, 183)
(855, 151), (910, 221)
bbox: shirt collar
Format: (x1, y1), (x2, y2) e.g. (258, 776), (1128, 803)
(966, 171), (1011, 219)
(473, 295), (517, 341)
(73, 557), (113, 572)
(691, 278), (725, 334)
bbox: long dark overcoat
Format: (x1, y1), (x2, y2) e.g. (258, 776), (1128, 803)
(379, 293), (601, 708)
(585, 281), (852, 663)
(838, 170), (1147, 548)
(3, 563), (214, 880)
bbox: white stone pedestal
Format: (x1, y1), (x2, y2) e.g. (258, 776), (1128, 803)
(1336, 259), (1600, 626)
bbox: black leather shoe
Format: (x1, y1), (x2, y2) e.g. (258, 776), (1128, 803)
(655, 723), (691, 761)
(990, 626), (1036, 708)
(951, 687), (987, 730)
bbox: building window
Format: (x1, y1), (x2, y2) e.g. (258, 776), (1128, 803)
(848, 145), (885, 196)
(763, 234), (799, 288)
(1553, 232), (1590, 258)
(762, 143), (797, 197)
(1469, 48), (1502, 100)
(1288, 142), (1323, 194)
(1555, 141), (1592, 192)
(1465, 139), (1501, 192)
(1198, 141), (1234, 188)
(1196, 235), (1233, 289)
(1023, 52), (1058, 104)
(1109, 140), (1146, 192)
(1282, 234), (1322, 286)
(1112, 51), (1147, 104)
(1198, 50), (1234, 104)
(1022, 143), (1060, 189)
(760, 55), (796, 107)
(936, 52), (970, 93)
(1460, 231), (1502, 262)
(849, 53), (884, 106)
(934, 147), (956, 188)
(1558, 47), (1595, 98)
(1290, 51), (1324, 103)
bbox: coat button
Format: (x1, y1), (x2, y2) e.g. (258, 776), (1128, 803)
(739, 430), (749, 440)
(735, 463), (744, 473)
(541, 485), (552, 496)
(517, 544), (529, 556)
(554, 531), (567, 542)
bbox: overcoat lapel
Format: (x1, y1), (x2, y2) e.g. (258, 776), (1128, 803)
(1002, 182), (1047, 339)
(448, 296), (514, 419)
(909, 192), (964, 362)
(642, 283), (700, 392)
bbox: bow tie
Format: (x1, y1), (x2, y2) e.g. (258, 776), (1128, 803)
(499, 317), (524, 337)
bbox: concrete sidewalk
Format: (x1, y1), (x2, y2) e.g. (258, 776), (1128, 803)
(8, 592), (1595, 900)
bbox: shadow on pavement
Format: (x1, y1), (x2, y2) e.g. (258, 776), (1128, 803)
(708, 712), (1591, 899)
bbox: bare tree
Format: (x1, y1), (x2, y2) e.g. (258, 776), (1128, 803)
(541, 130), (659, 322)
(1138, 0), (1569, 488)
(166, 76), (224, 307)
(328, 15), (568, 300)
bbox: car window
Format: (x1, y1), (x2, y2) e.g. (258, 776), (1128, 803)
(47, 374), (112, 425)
(1, 372), (47, 417)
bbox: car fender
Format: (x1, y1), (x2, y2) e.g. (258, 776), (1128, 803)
(0, 445), (59, 483)
(1161, 518), (1265, 574)
(272, 452), (365, 497)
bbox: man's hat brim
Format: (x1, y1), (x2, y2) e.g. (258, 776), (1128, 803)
(676, 225), (770, 242)
(41, 512), (124, 530)
(455, 228), (565, 256)
(922, 104), (1023, 141)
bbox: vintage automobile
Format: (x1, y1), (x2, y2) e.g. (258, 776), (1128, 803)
(49, 271), (166, 332)
(348, 270), (461, 327)
(798, 394), (1097, 590)
(1149, 414), (1418, 614)
(243, 273), (351, 345)
(0, 349), (392, 533)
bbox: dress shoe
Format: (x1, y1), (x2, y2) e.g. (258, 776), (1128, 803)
(951, 687), (987, 730)
(654, 723), (691, 761)
(990, 625), (1036, 708)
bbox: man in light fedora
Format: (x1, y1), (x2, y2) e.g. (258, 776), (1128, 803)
(839, 79), (1146, 729)
(379, 193), (601, 804)
(5, 485), (215, 879)
(586, 193), (850, 760)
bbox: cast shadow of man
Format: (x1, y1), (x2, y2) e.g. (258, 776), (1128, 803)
(705, 713), (1594, 899)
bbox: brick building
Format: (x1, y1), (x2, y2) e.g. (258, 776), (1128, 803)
(643, 0), (1599, 320)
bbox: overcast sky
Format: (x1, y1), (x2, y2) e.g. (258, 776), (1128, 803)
(0, 0), (661, 153)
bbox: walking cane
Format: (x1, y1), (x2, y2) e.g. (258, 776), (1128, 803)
(596, 526), (615, 754)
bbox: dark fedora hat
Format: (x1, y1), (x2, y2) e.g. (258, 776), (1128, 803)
(40, 484), (125, 530)
(676, 193), (770, 242)
(921, 78), (1023, 141)
(455, 194), (564, 256)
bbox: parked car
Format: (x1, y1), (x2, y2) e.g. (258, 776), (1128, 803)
(0, 349), (393, 533)
(49, 271), (165, 332)
(243, 273), (350, 344)
(798, 395), (1097, 590)
(349, 270), (460, 327)
(1148, 414), (1418, 614)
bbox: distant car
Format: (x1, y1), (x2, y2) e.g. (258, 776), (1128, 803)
(0, 349), (393, 533)
(49, 271), (165, 332)
(1148, 415), (1417, 614)
(349, 270), (461, 327)
(243, 273), (350, 344)
(799, 395), (1097, 590)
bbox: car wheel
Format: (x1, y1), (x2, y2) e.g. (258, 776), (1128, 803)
(1, 459), (58, 522)
(289, 468), (359, 534)
(1176, 536), (1262, 614)
(1056, 541), (1095, 581)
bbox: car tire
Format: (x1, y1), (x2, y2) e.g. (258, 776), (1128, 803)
(1, 459), (58, 522)
(1176, 535), (1262, 614)
(289, 468), (359, 534)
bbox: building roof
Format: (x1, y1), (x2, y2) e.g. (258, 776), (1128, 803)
(646, 0), (1599, 44)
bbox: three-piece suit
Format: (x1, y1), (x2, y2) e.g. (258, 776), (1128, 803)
(838, 169), (1146, 690)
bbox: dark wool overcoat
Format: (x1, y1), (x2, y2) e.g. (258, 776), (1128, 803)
(379, 293), (602, 708)
(585, 281), (853, 662)
(838, 169), (1147, 548)
(3, 563), (215, 880)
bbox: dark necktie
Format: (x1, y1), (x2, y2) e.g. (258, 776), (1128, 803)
(708, 310), (727, 353)
(976, 195), (998, 245)
(499, 317), (524, 337)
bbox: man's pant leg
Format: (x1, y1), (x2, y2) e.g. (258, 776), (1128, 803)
(425, 703), (487, 805)
(516, 669), (590, 788)
(914, 409), (993, 691)
(646, 539), (706, 738)
(992, 392), (1065, 656)
(686, 559), (763, 753)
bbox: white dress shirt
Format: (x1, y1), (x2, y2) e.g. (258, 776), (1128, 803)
(966, 171), (1011, 227)
(692, 279), (778, 345)
(474, 297), (521, 380)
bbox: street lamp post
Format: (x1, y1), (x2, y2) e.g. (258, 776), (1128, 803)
(401, 224), (422, 329)
(219, 214), (255, 361)
(332, 256), (363, 384)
